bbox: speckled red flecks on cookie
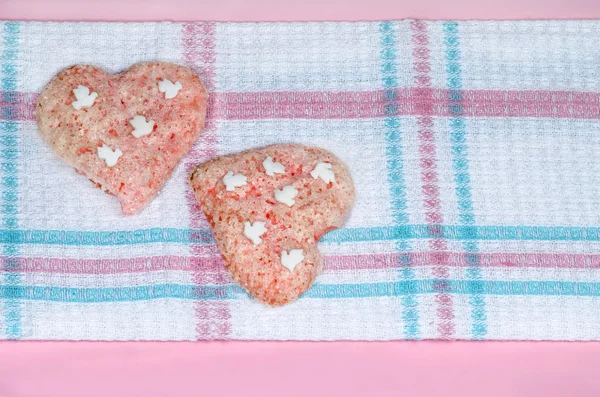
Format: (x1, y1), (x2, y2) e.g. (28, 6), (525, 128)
(36, 62), (208, 215)
(190, 144), (355, 306)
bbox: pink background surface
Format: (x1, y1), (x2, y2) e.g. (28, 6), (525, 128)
(2, 0), (600, 396)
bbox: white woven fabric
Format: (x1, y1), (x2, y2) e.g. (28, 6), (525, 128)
(0, 20), (600, 340)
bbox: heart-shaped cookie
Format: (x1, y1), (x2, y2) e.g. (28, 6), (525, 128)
(36, 62), (208, 215)
(190, 144), (355, 306)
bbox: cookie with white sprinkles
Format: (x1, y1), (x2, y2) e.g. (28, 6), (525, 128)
(189, 144), (355, 306)
(36, 62), (208, 215)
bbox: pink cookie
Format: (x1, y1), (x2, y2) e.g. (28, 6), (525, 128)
(36, 62), (208, 215)
(190, 144), (355, 306)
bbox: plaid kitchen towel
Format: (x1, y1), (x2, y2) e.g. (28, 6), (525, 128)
(1, 20), (600, 341)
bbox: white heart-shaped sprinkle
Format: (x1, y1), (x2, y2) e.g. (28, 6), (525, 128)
(281, 249), (304, 272)
(244, 221), (267, 245)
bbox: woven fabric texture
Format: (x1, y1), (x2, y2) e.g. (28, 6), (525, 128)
(1, 20), (600, 340)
